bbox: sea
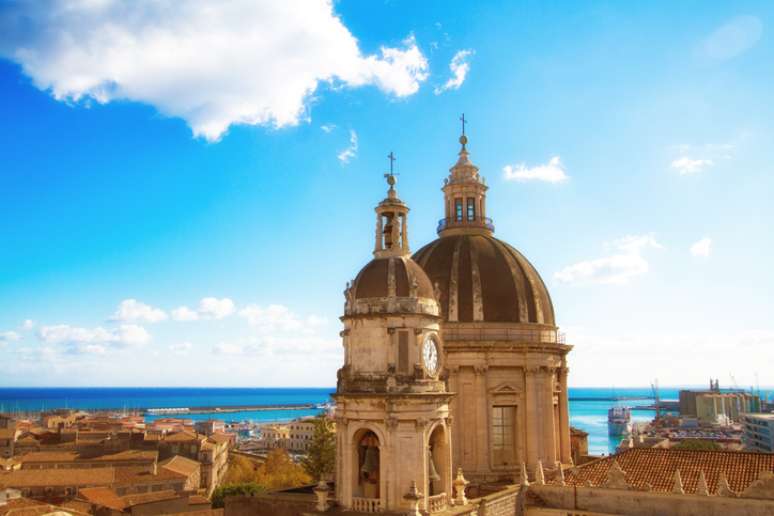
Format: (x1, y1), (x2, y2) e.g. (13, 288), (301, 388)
(0, 386), (682, 455)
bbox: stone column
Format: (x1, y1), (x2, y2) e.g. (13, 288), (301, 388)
(524, 367), (539, 467)
(375, 215), (383, 252)
(401, 213), (409, 252)
(542, 368), (557, 465)
(474, 365), (488, 473)
(558, 367), (572, 464)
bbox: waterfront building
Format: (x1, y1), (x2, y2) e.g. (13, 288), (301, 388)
(742, 413), (774, 452)
(0, 416), (16, 459)
(679, 389), (759, 423)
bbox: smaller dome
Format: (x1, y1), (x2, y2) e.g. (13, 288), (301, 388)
(353, 256), (434, 300)
(344, 256), (439, 318)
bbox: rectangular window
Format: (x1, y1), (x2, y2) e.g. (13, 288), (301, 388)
(492, 406), (516, 467)
(467, 198), (476, 221)
(455, 199), (463, 222)
(398, 331), (409, 373)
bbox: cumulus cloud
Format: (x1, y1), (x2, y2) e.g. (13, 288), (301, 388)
(671, 157), (713, 175)
(703, 15), (763, 61)
(320, 124), (336, 133)
(554, 234), (662, 286)
(503, 156), (569, 183)
(21, 319), (35, 330)
(0, 1), (429, 141)
(198, 297), (235, 319)
(38, 323), (150, 353)
(337, 130), (358, 164)
(690, 237), (712, 258)
(111, 299), (167, 323)
(238, 304), (326, 333)
(434, 49), (473, 94)
(171, 306), (199, 322)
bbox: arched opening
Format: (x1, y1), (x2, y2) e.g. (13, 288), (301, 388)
(353, 430), (381, 502)
(427, 424), (451, 511)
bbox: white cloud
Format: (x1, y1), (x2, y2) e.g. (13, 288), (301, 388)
(38, 323), (150, 353)
(671, 157), (713, 175)
(690, 237), (712, 258)
(111, 299), (167, 323)
(198, 297), (235, 319)
(503, 156), (569, 184)
(703, 15), (763, 61)
(0, 1), (429, 141)
(337, 130), (358, 164)
(321, 124), (336, 133)
(171, 306), (200, 321)
(554, 234), (662, 286)
(434, 49), (473, 94)
(21, 319), (35, 330)
(0, 331), (21, 345)
(212, 342), (246, 356)
(238, 304), (308, 333)
(169, 341), (192, 355)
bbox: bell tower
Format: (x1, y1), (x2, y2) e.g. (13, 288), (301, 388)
(335, 157), (454, 514)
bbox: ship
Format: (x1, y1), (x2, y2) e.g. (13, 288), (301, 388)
(608, 406), (632, 436)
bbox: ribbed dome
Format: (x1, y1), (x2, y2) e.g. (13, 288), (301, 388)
(413, 234), (555, 325)
(353, 256), (435, 300)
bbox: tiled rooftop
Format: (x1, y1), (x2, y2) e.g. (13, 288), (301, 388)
(161, 455), (201, 477)
(565, 448), (774, 494)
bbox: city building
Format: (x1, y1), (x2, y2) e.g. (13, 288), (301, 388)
(742, 413), (774, 452)
(679, 388), (760, 424)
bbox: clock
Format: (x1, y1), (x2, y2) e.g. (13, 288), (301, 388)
(422, 335), (439, 376)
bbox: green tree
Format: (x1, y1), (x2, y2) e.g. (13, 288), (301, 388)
(673, 439), (722, 451)
(300, 416), (336, 481)
(211, 482), (265, 508)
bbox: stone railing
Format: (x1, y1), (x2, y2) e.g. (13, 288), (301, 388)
(352, 497), (381, 513)
(428, 492), (448, 513)
(443, 327), (566, 344)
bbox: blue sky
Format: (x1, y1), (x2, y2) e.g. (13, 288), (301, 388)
(0, 0), (772, 388)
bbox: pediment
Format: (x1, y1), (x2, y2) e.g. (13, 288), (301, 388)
(489, 382), (522, 394)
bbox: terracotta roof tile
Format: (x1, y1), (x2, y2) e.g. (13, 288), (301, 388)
(161, 455), (201, 477)
(0, 468), (116, 488)
(121, 489), (180, 506)
(78, 486), (126, 511)
(565, 448), (774, 494)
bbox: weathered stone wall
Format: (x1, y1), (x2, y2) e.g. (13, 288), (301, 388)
(528, 484), (774, 516)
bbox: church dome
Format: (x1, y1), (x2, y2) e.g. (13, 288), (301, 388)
(352, 256), (435, 301)
(413, 234), (555, 326)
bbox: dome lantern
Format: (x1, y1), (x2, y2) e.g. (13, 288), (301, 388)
(438, 114), (493, 237)
(374, 152), (410, 258)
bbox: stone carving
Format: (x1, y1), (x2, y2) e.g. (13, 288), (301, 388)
(716, 472), (736, 497)
(390, 215), (401, 249)
(696, 470), (710, 496)
(672, 469), (684, 494)
(409, 275), (418, 298)
(603, 460), (629, 489)
(534, 460), (545, 485)
(433, 281), (442, 304)
(344, 281), (354, 310)
(519, 462), (530, 486)
(453, 467), (469, 505)
(740, 470), (774, 499)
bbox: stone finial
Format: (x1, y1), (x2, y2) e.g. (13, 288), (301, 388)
(313, 479), (329, 512)
(555, 462), (565, 486)
(740, 470), (774, 499)
(535, 460), (546, 485)
(453, 467), (469, 505)
(603, 460), (629, 489)
(403, 481), (423, 516)
(672, 469), (684, 494)
(716, 472), (735, 497)
(696, 470), (710, 496)
(519, 462), (530, 486)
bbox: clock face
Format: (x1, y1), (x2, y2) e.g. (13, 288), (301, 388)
(422, 336), (439, 376)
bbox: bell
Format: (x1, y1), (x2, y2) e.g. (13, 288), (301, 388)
(361, 446), (379, 475)
(428, 449), (441, 482)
